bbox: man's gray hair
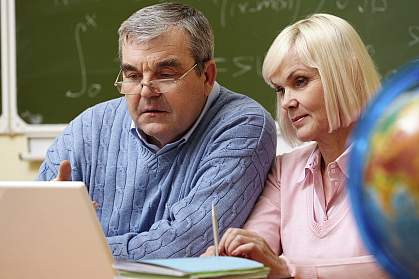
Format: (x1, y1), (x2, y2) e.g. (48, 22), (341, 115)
(118, 2), (214, 73)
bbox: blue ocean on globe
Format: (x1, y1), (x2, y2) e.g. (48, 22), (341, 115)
(349, 59), (419, 279)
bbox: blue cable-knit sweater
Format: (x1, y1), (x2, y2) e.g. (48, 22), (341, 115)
(38, 85), (276, 260)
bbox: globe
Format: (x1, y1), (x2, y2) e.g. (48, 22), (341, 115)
(349, 60), (419, 279)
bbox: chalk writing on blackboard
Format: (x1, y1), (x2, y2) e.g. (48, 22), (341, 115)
(65, 13), (102, 99)
(215, 0), (388, 28)
(335, 0), (349, 10)
(21, 110), (43, 124)
(408, 26), (419, 47)
(217, 0), (302, 28)
(357, 0), (387, 14)
(215, 56), (264, 78)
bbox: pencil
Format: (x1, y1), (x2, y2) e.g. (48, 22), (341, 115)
(211, 201), (219, 256)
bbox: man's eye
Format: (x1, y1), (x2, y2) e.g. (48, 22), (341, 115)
(124, 74), (141, 81)
(159, 73), (176, 79)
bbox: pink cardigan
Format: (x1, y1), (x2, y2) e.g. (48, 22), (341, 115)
(244, 142), (388, 278)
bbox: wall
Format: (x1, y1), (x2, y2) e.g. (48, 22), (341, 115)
(0, 135), (40, 180)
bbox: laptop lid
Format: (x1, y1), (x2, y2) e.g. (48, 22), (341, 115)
(0, 181), (115, 279)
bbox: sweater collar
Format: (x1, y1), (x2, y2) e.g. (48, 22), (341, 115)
(130, 82), (220, 151)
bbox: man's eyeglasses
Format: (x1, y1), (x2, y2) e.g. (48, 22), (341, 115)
(114, 63), (197, 95)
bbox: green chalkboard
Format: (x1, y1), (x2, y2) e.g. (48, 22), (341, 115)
(16, 0), (419, 124)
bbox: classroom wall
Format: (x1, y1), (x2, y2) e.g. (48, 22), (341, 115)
(0, 135), (40, 180)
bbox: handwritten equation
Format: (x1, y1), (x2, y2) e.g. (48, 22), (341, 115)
(216, 56), (264, 78)
(64, 13), (102, 99)
(409, 26), (419, 47)
(208, 0), (388, 28)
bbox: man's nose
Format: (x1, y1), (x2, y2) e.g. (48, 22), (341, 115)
(139, 82), (161, 97)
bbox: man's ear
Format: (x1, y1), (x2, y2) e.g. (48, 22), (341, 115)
(203, 60), (217, 95)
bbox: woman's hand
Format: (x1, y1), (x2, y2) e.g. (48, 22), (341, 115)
(201, 245), (218, 256)
(220, 228), (277, 262)
(217, 228), (290, 278)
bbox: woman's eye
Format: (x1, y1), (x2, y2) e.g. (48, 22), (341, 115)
(275, 86), (285, 95)
(295, 76), (308, 88)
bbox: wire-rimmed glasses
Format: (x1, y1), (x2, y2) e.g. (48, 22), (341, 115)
(114, 63), (197, 95)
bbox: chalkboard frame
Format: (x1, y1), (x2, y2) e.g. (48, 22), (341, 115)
(2, 0), (64, 162)
(5, 0), (65, 135)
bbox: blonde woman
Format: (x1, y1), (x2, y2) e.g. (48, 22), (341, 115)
(204, 14), (388, 278)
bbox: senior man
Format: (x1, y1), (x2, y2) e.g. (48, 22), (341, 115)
(39, 2), (276, 260)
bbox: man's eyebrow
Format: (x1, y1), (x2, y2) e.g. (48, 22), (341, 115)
(156, 59), (181, 68)
(120, 59), (181, 72)
(120, 64), (137, 72)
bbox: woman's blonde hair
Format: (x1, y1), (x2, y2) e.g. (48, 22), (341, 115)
(262, 13), (381, 146)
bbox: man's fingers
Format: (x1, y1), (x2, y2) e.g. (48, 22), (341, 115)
(55, 160), (71, 181)
(92, 201), (99, 210)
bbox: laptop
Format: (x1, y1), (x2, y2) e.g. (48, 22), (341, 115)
(0, 181), (115, 279)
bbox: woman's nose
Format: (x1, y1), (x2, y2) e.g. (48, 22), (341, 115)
(280, 89), (297, 109)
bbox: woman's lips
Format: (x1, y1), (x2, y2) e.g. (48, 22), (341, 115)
(291, 114), (308, 126)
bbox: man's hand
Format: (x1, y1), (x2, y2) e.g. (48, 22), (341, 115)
(54, 160), (71, 181)
(53, 160), (98, 210)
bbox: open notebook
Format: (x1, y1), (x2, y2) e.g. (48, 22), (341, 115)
(115, 256), (270, 278)
(0, 181), (115, 279)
